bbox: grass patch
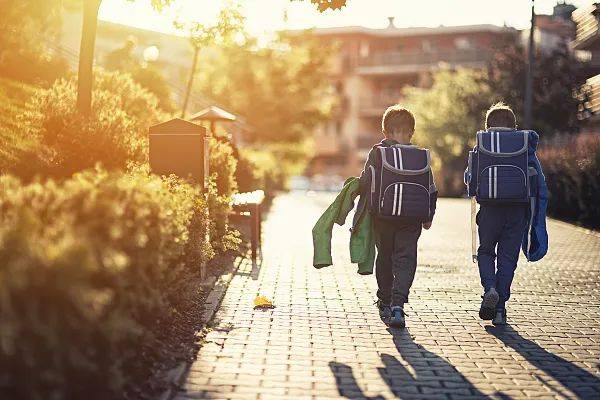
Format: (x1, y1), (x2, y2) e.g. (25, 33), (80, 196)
(0, 77), (38, 170)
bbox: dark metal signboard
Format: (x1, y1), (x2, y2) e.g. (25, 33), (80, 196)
(149, 118), (208, 189)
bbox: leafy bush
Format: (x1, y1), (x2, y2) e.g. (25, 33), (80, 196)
(0, 77), (37, 171)
(538, 134), (600, 229)
(208, 137), (240, 254)
(0, 168), (212, 399)
(238, 147), (291, 193)
(13, 69), (161, 179)
(0, 48), (68, 86)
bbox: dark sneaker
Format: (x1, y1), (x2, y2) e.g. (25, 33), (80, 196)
(376, 299), (391, 319)
(492, 309), (507, 326)
(389, 306), (406, 329)
(479, 287), (499, 320)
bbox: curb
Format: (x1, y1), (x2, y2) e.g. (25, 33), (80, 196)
(159, 258), (240, 400)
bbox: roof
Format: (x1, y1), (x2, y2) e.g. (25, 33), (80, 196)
(303, 24), (514, 38)
(189, 106), (237, 122)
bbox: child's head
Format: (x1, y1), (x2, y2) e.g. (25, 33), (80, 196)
(382, 105), (415, 142)
(485, 102), (516, 130)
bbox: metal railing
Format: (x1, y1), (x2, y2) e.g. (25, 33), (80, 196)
(573, 5), (600, 49)
(359, 95), (401, 112)
(357, 49), (490, 67)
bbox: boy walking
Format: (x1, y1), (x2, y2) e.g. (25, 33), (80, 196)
(467, 103), (548, 325)
(359, 106), (437, 328)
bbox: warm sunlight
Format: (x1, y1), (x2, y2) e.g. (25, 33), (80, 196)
(2, 0), (599, 398)
(98, 0), (592, 36)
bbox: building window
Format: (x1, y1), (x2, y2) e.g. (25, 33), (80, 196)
(422, 39), (434, 52)
(359, 41), (370, 58)
(336, 120), (343, 136)
(455, 37), (472, 50)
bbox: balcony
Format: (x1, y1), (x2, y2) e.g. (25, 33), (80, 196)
(581, 74), (600, 121)
(359, 95), (402, 117)
(573, 4), (600, 51)
(356, 133), (381, 150)
(356, 49), (490, 75)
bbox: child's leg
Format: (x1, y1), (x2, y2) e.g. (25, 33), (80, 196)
(496, 206), (528, 309)
(390, 224), (422, 307)
(477, 206), (502, 291)
(374, 219), (394, 304)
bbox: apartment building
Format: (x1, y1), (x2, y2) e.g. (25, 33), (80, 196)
(573, 3), (600, 131)
(308, 20), (516, 177)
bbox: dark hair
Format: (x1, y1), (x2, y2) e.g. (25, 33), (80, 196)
(382, 105), (415, 137)
(485, 102), (516, 129)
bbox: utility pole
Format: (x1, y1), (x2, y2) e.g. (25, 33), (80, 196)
(524, 0), (536, 129)
(181, 45), (200, 119)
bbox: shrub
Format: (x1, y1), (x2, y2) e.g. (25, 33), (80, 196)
(239, 147), (287, 193)
(0, 168), (211, 399)
(13, 69), (161, 179)
(538, 134), (600, 229)
(208, 137), (240, 254)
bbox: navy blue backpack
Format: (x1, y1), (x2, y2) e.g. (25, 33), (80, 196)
(368, 144), (437, 222)
(465, 130), (538, 204)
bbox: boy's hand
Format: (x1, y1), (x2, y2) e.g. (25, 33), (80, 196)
(422, 221), (432, 230)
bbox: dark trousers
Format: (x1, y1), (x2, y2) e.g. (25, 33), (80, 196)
(374, 218), (422, 307)
(477, 204), (528, 309)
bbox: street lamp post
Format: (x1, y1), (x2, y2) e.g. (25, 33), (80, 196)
(524, 0), (536, 129)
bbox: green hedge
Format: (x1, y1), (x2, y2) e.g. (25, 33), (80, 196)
(10, 69), (161, 180)
(0, 168), (211, 399)
(208, 137), (240, 254)
(538, 134), (600, 229)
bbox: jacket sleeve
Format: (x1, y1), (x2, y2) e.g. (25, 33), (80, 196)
(428, 168), (438, 223)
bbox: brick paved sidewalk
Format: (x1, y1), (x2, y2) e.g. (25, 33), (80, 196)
(175, 192), (600, 400)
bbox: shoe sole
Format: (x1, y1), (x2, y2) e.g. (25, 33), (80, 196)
(479, 290), (499, 320)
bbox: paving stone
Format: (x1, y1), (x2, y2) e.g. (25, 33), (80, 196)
(174, 194), (600, 400)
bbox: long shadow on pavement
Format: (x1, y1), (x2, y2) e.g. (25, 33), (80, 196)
(330, 328), (508, 399)
(486, 325), (600, 399)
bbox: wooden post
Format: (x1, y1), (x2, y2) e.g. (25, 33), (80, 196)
(251, 204), (259, 262)
(77, 0), (102, 115)
(203, 133), (210, 281)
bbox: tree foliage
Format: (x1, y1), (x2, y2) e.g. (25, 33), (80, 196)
(0, 0), (71, 84)
(297, 0), (348, 11)
(404, 68), (491, 196)
(104, 39), (176, 112)
(195, 31), (334, 144)
(16, 69), (161, 179)
(486, 38), (588, 136)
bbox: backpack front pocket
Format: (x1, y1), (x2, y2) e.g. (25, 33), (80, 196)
(380, 182), (430, 218)
(479, 165), (527, 200)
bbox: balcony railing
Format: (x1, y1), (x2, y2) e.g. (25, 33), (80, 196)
(357, 49), (490, 68)
(573, 4), (600, 50)
(356, 134), (383, 150)
(359, 96), (401, 115)
(586, 74), (600, 116)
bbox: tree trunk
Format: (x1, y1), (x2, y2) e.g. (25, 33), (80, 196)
(77, 0), (102, 115)
(181, 46), (200, 119)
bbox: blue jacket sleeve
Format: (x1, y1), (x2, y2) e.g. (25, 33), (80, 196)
(522, 132), (548, 261)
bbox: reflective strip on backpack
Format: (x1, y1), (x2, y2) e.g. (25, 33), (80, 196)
(392, 149), (398, 215)
(398, 183), (403, 216)
(493, 166), (498, 198)
(488, 167), (492, 198)
(396, 148), (404, 215)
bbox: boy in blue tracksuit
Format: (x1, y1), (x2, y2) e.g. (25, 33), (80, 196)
(476, 103), (528, 325)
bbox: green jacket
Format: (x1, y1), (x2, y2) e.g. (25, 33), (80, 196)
(312, 177), (376, 275)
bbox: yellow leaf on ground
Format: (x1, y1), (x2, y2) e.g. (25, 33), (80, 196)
(253, 295), (274, 309)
